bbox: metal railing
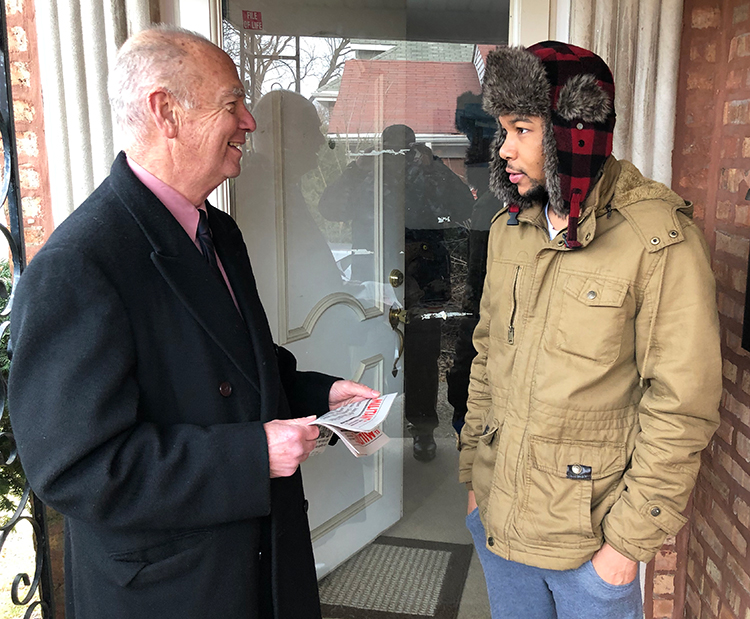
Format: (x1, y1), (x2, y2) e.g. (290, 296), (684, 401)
(0, 0), (54, 615)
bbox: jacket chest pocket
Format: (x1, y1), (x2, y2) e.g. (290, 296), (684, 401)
(488, 262), (523, 346)
(555, 274), (629, 365)
(518, 436), (626, 545)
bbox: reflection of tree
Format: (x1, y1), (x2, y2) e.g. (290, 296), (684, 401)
(222, 21), (351, 107)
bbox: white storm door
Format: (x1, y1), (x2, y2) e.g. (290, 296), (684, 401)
(231, 85), (405, 577)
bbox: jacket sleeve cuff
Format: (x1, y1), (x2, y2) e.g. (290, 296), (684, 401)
(603, 498), (688, 563)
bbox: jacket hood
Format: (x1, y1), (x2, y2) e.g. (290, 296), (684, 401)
(483, 41), (616, 247)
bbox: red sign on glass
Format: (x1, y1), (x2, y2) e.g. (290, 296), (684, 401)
(242, 10), (263, 30)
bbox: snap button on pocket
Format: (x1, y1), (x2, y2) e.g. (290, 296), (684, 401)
(669, 230), (678, 238)
(651, 507), (661, 517)
(650, 237), (660, 245)
(586, 291), (597, 300)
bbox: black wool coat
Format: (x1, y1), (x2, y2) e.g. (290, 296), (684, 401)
(8, 152), (335, 619)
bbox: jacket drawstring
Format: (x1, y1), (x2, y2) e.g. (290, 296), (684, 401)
(640, 247), (668, 388)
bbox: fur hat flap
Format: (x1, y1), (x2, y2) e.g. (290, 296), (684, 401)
(482, 47), (550, 120)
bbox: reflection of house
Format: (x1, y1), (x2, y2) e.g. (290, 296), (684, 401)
(312, 41), (496, 182)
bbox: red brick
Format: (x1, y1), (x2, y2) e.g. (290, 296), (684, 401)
(656, 548), (678, 571)
(697, 511), (727, 559)
(733, 496), (750, 531)
(730, 33), (750, 59)
(734, 3), (749, 24)
(728, 70), (744, 90)
(704, 463), (731, 500)
(653, 598), (675, 618)
(654, 573), (676, 595)
(10, 60), (29, 87)
(716, 231), (750, 259)
(691, 532), (706, 564)
(12, 99), (33, 122)
(692, 7), (721, 28)
(724, 391), (750, 426)
(736, 205), (750, 226)
(687, 583), (702, 615)
(731, 268), (747, 294)
(711, 500), (748, 556)
(689, 71), (716, 90)
(745, 137), (750, 157)
(725, 360), (739, 382)
(738, 431), (750, 462)
(725, 101), (750, 125)
(720, 606), (738, 619)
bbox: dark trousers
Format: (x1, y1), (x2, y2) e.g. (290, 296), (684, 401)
(403, 316), (441, 434)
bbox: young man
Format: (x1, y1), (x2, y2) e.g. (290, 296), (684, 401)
(459, 41), (722, 618)
(8, 26), (376, 619)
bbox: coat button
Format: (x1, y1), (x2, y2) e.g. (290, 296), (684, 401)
(571, 464), (583, 475)
(669, 230), (678, 238)
(219, 381), (233, 397)
(487, 537), (495, 546)
(586, 291), (597, 300)
(651, 507), (661, 517)
(650, 237), (660, 245)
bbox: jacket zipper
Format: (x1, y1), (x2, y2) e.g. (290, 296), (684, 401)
(508, 266), (520, 344)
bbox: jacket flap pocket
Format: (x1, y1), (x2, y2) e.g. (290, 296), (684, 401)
(641, 500), (688, 535)
(529, 436), (627, 480)
(479, 423), (500, 445)
(563, 275), (628, 308)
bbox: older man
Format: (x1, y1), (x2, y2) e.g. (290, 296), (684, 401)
(8, 26), (376, 619)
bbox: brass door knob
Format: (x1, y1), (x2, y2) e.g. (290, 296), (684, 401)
(389, 269), (404, 288)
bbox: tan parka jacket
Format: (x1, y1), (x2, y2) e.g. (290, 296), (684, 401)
(458, 157), (722, 570)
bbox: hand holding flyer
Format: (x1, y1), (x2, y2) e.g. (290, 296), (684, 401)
(309, 393), (397, 457)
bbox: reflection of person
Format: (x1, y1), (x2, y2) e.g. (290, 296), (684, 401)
(319, 124), (474, 461)
(8, 27), (376, 619)
(460, 42), (721, 618)
(244, 90), (343, 302)
(446, 92), (500, 436)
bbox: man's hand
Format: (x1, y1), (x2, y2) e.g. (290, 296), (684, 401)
(264, 416), (320, 478)
(467, 489), (477, 515)
(328, 380), (380, 410)
(591, 542), (639, 585)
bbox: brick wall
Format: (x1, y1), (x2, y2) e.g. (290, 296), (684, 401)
(672, 2), (750, 618)
(5, 0), (52, 261)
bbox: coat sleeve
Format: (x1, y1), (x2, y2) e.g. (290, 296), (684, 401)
(458, 224), (497, 486)
(8, 246), (274, 531)
(275, 345), (338, 417)
(602, 219), (722, 562)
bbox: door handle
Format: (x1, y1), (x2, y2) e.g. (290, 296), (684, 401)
(389, 269), (404, 288)
(388, 303), (406, 377)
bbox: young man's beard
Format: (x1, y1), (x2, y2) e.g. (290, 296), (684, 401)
(524, 180), (548, 205)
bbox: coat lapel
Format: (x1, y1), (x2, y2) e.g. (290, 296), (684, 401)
(107, 153), (261, 393)
(209, 206), (282, 422)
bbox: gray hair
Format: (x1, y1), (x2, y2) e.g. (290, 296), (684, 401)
(108, 25), (211, 148)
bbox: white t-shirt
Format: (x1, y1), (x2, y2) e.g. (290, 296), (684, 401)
(544, 203), (559, 239)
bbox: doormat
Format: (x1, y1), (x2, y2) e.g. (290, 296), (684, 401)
(319, 536), (473, 619)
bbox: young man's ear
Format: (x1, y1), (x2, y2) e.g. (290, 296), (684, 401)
(147, 89), (179, 139)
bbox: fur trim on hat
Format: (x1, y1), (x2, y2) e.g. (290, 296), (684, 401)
(482, 46), (550, 120)
(556, 73), (613, 123)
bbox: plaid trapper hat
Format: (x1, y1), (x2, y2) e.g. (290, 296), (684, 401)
(483, 41), (616, 247)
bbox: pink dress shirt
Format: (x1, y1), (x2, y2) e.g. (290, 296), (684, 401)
(126, 156), (239, 310)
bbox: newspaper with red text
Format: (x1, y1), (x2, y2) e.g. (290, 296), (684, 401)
(309, 393), (397, 457)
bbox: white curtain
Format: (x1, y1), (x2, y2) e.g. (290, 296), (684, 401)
(33, 0), (150, 225)
(566, 0), (683, 186)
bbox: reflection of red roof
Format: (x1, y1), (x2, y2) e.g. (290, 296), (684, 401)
(328, 59), (481, 135)
(477, 45), (496, 63)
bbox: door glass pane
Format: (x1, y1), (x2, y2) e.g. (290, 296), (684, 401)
(224, 6), (505, 615)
